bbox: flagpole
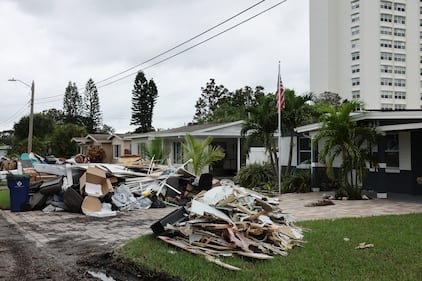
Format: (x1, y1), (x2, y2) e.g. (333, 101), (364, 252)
(277, 61), (282, 194)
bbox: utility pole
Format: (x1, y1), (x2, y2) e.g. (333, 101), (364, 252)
(8, 78), (35, 153)
(28, 81), (34, 153)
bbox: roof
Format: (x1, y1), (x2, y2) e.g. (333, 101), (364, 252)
(125, 121), (244, 140)
(295, 110), (422, 134)
(86, 134), (112, 143)
(108, 133), (132, 140)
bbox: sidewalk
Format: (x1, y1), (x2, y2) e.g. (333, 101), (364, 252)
(279, 192), (422, 221)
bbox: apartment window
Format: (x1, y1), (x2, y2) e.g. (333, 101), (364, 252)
(351, 38), (360, 48)
(351, 13), (360, 23)
(351, 0), (359, 9)
(380, 13), (393, 22)
(394, 104), (406, 110)
(393, 41), (405, 49)
(381, 78), (393, 86)
(351, 64), (360, 73)
(420, 19), (422, 26)
(381, 103), (394, 110)
(420, 31), (422, 39)
(352, 90), (360, 99)
(394, 3), (405, 12)
(385, 134), (399, 168)
(381, 91), (393, 99)
(380, 1), (392, 10)
(380, 39), (392, 48)
(394, 79), (406, 87)
(352, 77), (360, 86)
(394, 91), (406, 99)
(351, 26), (360, 35)
(381, 26), (392, 35)
(393, 28), (405, 37)
(298, 136), (311, 165)
(351, 51), (360, 60)
(394, 66), (406, 75)
(393, 53), (406, 62)
(381, 52), (393, 61)
(394, 15), (405, 24)
(113, 144), (121, 159)
(381, 65), (393, 73)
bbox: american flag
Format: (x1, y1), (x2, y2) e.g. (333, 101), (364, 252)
(276, 71), (285, 111)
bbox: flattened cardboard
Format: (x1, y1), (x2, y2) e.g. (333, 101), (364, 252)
(81, 196), (102, 214)
(80, 166), (112, 197)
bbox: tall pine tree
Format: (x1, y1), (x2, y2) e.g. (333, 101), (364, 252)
(63, 81), (82, 125)
(83, 78), (102, 133)
(130, 71), (158, 133)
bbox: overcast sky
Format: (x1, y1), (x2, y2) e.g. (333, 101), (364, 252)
(0, 0), (309, 133)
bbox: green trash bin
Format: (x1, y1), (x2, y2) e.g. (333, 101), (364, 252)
(7, 174), (31, 212)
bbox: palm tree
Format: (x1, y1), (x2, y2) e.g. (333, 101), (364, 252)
(182, 134), (225, 176)
(281, 90), (314, 175)
(313, 101), (378, 199)
(241, 94), (278, 175)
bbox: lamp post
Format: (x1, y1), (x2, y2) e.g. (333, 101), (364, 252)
(8, 78), (35, 153)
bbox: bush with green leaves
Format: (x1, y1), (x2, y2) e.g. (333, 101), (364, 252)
(233, 163), (275, 189)
(281, 169), (311, 193)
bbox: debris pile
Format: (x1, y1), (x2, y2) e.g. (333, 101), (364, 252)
(152, 184), (304, 270)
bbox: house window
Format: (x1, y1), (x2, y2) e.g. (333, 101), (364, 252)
(113, 144), (121, 159)
(385, 134), (399, 168)
(298, 136), (311, 165)
(173, 142), (183, 164)
(138, 143), (147, 158)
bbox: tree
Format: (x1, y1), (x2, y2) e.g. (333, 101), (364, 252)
(241, 94), (278, 175)
(82, 78), (102, 133)
(63, 81), (82, 125)
(193, 79), (230, 123)
(42, 109), (65, 125)
(313, 91), (343, 106)
(313, 101), (378, 199)
(182, 134), (225, 176)
(281, 90), (314, 175)
(130, 71), (158, 133)
(50, 124), (87, 158)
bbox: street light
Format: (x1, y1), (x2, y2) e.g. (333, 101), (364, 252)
(8, 78), (35, 153)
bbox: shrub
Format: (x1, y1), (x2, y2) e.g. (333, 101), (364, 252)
(233, 163), (275, 189)
(281, 169), (311, 193)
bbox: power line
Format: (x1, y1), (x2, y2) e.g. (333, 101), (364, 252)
(0, 100), (30, 125)
(97, 0), (287, 89)
(94, 0), (267, 86)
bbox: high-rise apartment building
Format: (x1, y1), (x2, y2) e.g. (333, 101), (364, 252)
(310, 0), (421, 110)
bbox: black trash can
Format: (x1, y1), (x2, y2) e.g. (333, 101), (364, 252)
(7, 174), (31, 212)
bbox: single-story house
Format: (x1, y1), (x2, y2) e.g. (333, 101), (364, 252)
(294, 110), (422, 195)
(71, 134), (113, 164)
(124, 121), (247, 177)
(0, 145), (11, 157)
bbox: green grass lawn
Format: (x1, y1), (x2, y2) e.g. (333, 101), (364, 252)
(116, 214), (422, 281)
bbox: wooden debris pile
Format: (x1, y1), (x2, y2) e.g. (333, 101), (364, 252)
(153, 185), (304, 270)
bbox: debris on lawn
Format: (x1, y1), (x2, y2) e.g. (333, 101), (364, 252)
(304, 199), (335, 207)
(151, 184), (304, 270)
(355, 242), (374, 249)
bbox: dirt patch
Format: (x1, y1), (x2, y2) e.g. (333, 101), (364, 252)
(0, 213), (182, 280)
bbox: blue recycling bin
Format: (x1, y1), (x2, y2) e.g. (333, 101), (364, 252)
(7, 174), (31, 212)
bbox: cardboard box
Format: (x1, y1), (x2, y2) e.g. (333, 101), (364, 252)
(81, 196), (102, 214)
(80, 166), (112, 197)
